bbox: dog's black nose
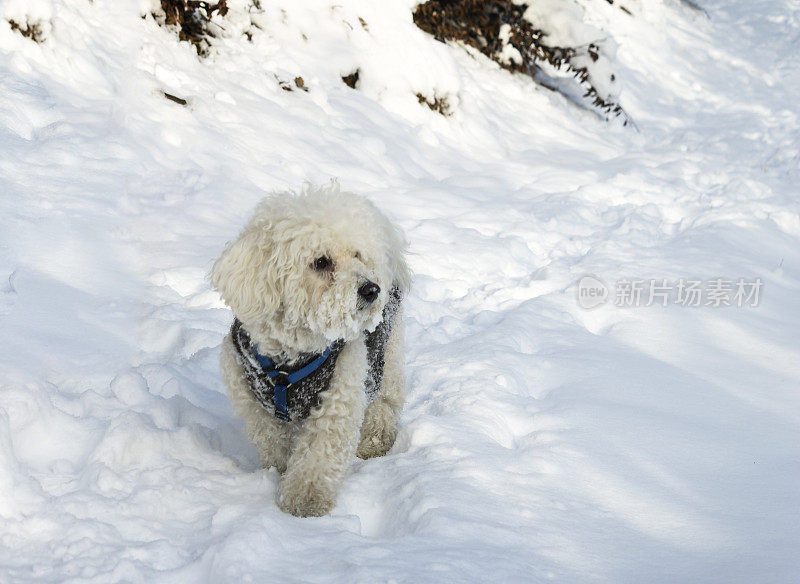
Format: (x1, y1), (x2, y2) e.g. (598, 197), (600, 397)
(357, 281), (380, 304)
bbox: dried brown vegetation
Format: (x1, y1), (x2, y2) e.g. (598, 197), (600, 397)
(156, 0), (229, 56)
(604, 0), (633, 16)
(417, 93), (452, 116)
(276, 76), (308, 92)
(413, 0), (628, 123)
(8, 19), (45, 43)
(163, 92), (188, 105)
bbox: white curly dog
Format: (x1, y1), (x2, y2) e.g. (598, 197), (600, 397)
(212, 184), (411, 517)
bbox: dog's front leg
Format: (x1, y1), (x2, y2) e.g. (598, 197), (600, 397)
(358, 312), (405, 459)
(221, 335), (292, 472)
(277, 340), (367, 517)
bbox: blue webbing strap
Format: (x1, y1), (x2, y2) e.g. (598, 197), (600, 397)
(272, 383), (290, 421)
(254, 346), (334, 422)
(287, 346), (333, 383)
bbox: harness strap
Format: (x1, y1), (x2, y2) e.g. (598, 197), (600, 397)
(254, 345), (334, 422)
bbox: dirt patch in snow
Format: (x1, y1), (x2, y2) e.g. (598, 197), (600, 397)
(342, 70), (360, 89)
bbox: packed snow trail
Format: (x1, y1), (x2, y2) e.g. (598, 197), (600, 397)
(1, 0), (798, 582)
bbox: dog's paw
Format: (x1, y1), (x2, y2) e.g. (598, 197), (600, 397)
(277, 476), (335, 517)
(357, 401), (398, 459)
(357, 427), (396, 459)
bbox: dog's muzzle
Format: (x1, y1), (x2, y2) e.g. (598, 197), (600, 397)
(357, 281), (380, 305)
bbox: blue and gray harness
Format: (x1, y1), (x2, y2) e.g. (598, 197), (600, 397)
(230, 287), (401, 422)
(230, 320), (344, 422)
(252, 345), (333, 421)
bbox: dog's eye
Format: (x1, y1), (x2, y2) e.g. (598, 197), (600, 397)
(354, 251), (362, 260)
(312, 256), (331, 271)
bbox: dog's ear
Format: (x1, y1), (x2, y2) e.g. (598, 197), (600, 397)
(211, 228), (281, 324)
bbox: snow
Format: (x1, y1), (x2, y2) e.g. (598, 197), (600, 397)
(1, 0), (799, 582)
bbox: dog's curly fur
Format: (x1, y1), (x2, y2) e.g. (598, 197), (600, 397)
(212, 183), (411, 517)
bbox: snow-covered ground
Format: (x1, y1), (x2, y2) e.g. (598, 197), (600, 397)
(1, 0), (798, 581)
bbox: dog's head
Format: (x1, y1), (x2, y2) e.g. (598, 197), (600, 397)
(212, 183), (410, 358)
